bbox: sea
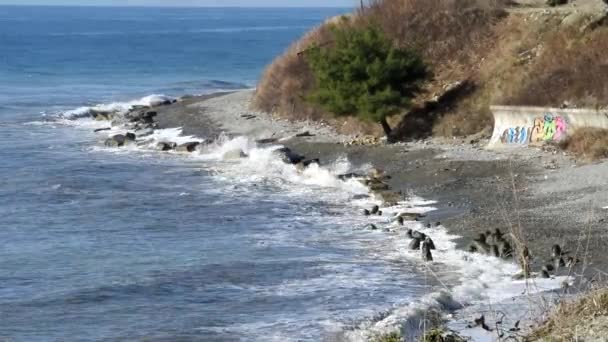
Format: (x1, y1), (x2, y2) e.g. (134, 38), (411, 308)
(0, 5), (567, 342)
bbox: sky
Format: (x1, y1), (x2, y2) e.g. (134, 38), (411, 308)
(0, 0), (355, 6)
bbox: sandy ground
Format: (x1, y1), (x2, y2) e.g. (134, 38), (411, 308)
(152, 90), (608, 338)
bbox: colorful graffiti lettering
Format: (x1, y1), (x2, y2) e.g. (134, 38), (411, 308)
(501, 127), (529, 144)
(501, 113), (567, 145)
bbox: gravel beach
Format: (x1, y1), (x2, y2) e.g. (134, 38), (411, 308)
(151, 90), (608, 338)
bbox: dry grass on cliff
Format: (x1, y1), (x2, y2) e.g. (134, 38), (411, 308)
(560, 127), (608, 160)
(506, 26), (608, 108)
(252, 0), (506, 137)
(529, 287), (608, 341)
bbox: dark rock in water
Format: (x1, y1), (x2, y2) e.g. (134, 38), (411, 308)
(424, 237), (436, 250)
(366, 179), (390, 191)
(408, 238), (421, 250)
(541, 268), (551, 278)
(94, 127), (111, 132)
(175, 142), (200, 153)
(395, 216), (404, 226)
(142, 111), (157, 119)
(156, 142), (177, 151)
(407, 229), (426, 240)
(468, 240), (490, 254)
(554, 257), (566, 269)
(370, 205), (380, 215)
(499, 240), (513, 259)
(551, 244), (562, 259)
(256, 138), (278, 144)
(422, 240), (433, 261)
(366, 224), (378, 231)
(337, 173), (365, 180)
(104, 134), (133, 147)
(377, 210), (382, 216)
(273, 147), (305, 165)
(363, 209), (371, 216)
(490, 244), (500, 257)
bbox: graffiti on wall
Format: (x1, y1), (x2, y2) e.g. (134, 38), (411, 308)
(501, 113), (567, 145)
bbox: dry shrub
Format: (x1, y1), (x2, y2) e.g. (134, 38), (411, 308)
(253, 17), (337, 121)
(364, 0), (506, 81)
(560, 127), (608, 160)
(508, 26), (608, 107)
(529, 287), (608, 340)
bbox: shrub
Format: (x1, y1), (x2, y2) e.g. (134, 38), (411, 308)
(560, 127), (608, 160)
(305, 22), (428, 138)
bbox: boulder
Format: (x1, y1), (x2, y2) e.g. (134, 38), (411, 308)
(175, 142), (200, 153)
(104, 134), (134, 147)
(94, 127), (111, 133)
(273, 147), (305, 164)
(156, 142), (177, 151)
(255, 138), (278, 144)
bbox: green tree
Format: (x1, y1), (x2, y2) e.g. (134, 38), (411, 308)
(305, 22), (428, 139)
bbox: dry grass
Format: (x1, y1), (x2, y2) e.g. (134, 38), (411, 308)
(506, 26), (608, 108)
(252, 0), (506, 138)
(560, 127), (608, 160)
(529, 287), (608, 341)
(253, 0), (608, 140)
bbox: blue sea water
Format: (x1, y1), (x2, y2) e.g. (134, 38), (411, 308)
(0, 6), (442, 342)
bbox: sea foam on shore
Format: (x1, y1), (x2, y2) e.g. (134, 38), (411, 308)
(49, 92), (573, 341)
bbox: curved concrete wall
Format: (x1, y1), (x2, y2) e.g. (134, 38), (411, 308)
(488, 106), (608, 148)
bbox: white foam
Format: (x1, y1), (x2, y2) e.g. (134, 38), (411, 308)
(56, 96), (570, 340)
(62, 94), (174, 119)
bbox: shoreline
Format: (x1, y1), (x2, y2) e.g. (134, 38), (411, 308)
(98, 89), (608, 339)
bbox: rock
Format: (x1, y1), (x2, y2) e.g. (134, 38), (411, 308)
(104, 134), (133, 147)
(367, 224), (378, 231)
(337, 173), (365, 180)
(175, 142), (200, 153)
(424, 237), (436, 250)
(407, 229), (426, 240)
(408, 238), (421, 250)
(368, 181), (390, 191)
(362, 209), (371, 216)
(273, 147), (305, 164)
(256, 138), (278, 144)
(94, 112), (112, 121)
(94, 127), (111, 132)
(370, 205), (380, 215)
(156, 142), (177, 151)
(295, 131), (314, 137)
(134, 128), (154, 138)
(222, 149), (248, 160)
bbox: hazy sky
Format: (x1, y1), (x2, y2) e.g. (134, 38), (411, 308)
(0, 0), (355, 6)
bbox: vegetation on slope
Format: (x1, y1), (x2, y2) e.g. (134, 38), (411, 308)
(253, 0), (608, 141)
(305, 21), (428, 139)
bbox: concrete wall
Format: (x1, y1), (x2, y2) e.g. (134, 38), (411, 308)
(488, 106), (608, 148)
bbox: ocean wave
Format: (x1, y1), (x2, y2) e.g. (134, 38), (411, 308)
(54, 93), (572, 340)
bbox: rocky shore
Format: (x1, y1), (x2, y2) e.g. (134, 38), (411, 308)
(92, 89), (608, 339)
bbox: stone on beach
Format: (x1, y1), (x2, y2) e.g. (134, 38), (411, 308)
(104, 133), (135, 147)
(273, 147), (305, 165)
(175, 142), (201, 153)
(156, 142), (177, 151)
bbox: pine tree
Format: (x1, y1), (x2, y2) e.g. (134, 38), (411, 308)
(305, 22), (428, 139)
